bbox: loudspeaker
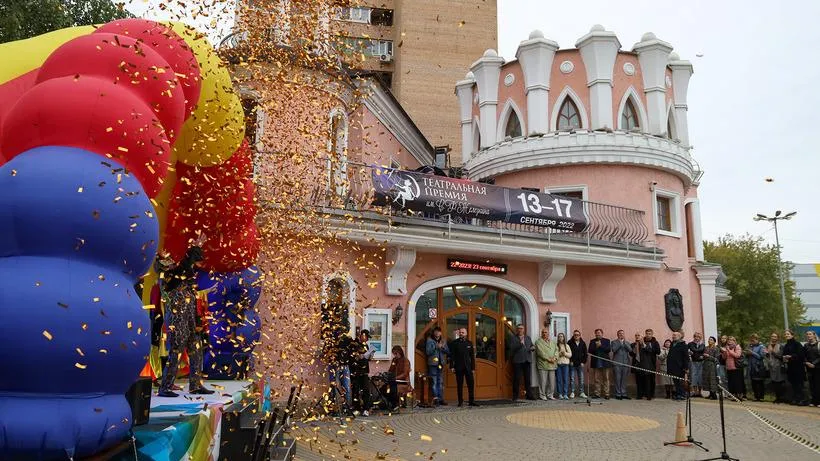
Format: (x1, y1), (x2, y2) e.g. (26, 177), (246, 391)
(126, 377), (153, 426)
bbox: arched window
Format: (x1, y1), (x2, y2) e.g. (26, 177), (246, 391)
(328, 109), (348, 197)
(557, 98), (582, 131)
(505, 111), (522, 138)
(620, 98), (640, 131)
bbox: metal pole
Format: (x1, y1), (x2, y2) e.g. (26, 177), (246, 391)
(773, 219), (790, 330)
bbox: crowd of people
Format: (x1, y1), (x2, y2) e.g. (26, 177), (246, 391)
(321, 321), (820, 417)
(421, 325), (820, 409)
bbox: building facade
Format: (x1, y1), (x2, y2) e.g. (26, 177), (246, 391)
(271, 26), (729, 402)
(236, 0), (496, 163)
(791, 264), (820, 323)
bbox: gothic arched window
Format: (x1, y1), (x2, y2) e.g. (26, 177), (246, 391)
(557, 98), (582, 131)
(505, 111), (522, 138)
(621, 98), (640, 131)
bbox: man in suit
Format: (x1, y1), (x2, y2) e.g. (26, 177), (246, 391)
(636, 328), (661, 400)
(508, 324), (535, 400)
(449, 327), (478, 407)
(588, 328), (612, 399)
(668, 330), (691, 401)
(611, 330), (632, 400)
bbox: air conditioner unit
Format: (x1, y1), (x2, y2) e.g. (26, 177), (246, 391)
(379, 54), (393, 63)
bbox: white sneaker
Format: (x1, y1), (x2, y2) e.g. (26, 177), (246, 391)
(580, 392), (588, 399)
(570, 392), (575, 399)
(548, 396), (556, 400)
(539, 396), (547, 401)
(362, 410), (369, 417)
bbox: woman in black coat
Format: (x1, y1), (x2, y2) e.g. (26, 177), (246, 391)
(782, 329), (807, 406)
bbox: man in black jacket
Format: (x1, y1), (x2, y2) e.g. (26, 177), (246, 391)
(568, 330), (588, 399)
(350, 330), (376, 415)
(636, 329), (661, 399)
(449, 327), (478, 407)
(667, 331), (690, 400)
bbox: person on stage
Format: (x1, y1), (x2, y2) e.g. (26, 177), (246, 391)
(688, 332), (706, 397)
(157, 234), (215, 397)
(568, 330), (588, 399)
(350, 329), (376, 416)
(803, 330), (819, 407)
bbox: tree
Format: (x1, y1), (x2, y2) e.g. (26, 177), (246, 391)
(0, 0), (130, 44)
(704, 234), (805, 342)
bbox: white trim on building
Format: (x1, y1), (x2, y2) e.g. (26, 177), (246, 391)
(652, 187), (682, 238)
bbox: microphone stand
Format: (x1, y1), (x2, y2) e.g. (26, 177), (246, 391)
(699, 376), (739, 461)
(573, 364), (602, 406)
(663, 378), (708, 451)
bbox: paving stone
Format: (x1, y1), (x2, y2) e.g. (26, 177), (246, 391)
(292, 398), (820, 460)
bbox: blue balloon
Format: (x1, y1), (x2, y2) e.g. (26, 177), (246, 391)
(196, 267), (262, 379)
(0, 395), (132, 460)
(0, 147), (155, 459)
(0, 147), (158, 280)
(0, 257), (149, 394)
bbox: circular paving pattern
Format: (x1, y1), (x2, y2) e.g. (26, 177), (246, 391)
(506, 409), (659, 433)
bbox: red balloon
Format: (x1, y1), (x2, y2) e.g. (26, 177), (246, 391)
(201, 225), (260, 272)
(94, 19), (202, 120)
(0, 76), (170, 197)
(36, 33), (186, 142)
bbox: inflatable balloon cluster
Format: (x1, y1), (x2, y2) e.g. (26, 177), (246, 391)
(0, 18), (258, 459)
(197, 267), (263, 379)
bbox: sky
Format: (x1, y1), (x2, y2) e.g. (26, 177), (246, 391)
(125, 0), (820, 263)
(497, 0), (820, 263)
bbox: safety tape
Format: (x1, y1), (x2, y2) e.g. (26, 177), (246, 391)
(588, 353), (688, 383)
(587, 353), (820, 454)
(717, 384), (820, 455)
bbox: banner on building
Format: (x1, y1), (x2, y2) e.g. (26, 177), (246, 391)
(370, 167), (588, 232)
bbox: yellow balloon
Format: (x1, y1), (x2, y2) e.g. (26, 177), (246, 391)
(0, 25), (94, 85)
(169, 22), (245, 167)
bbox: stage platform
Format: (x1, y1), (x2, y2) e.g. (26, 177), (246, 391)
(103, 379), (297, 461)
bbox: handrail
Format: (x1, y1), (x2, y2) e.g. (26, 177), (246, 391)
(306, 163), (652, 247)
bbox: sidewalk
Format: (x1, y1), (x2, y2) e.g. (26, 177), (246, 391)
(292, 398), (820, 461)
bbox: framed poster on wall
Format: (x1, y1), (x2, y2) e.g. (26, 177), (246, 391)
(364, 308), (392, 360)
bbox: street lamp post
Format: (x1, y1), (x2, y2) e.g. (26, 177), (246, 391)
(754, 210), (796, 330)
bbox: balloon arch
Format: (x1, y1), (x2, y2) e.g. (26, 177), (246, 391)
(0, 19), (261, 459)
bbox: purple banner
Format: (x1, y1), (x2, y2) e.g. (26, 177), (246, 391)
(371, 167), (588, 232)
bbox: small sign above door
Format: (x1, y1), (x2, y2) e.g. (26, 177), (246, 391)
(447, 258), (508, 275)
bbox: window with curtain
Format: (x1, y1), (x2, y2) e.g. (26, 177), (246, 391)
(557, 98), (581, 130)
(656, 196), (672, 232)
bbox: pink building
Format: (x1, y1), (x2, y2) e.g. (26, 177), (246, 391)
(251, 26), (729, 402)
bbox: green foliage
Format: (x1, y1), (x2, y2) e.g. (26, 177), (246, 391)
(704, 234), (805, 341)
(0, 0), (131, 44)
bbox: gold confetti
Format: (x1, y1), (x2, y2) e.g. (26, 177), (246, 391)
(420, 435), (432, 442)
(75, 363), (87, 369)
(76, 347), (85, 356)
(42, 330), (53, 340)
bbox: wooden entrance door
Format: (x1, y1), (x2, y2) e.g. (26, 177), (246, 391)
(414, 285), (526, 401)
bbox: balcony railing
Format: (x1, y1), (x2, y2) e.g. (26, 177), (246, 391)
(308, 163), (653, 249)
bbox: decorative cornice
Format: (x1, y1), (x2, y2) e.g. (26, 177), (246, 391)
(467, 131), (697, 186)
(526, 83), (550, 92)
(358, 80), (434, 166)
(692, 264), (721, 283)
(386, 247), (416, 296)
(538, 262), (567, 303)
